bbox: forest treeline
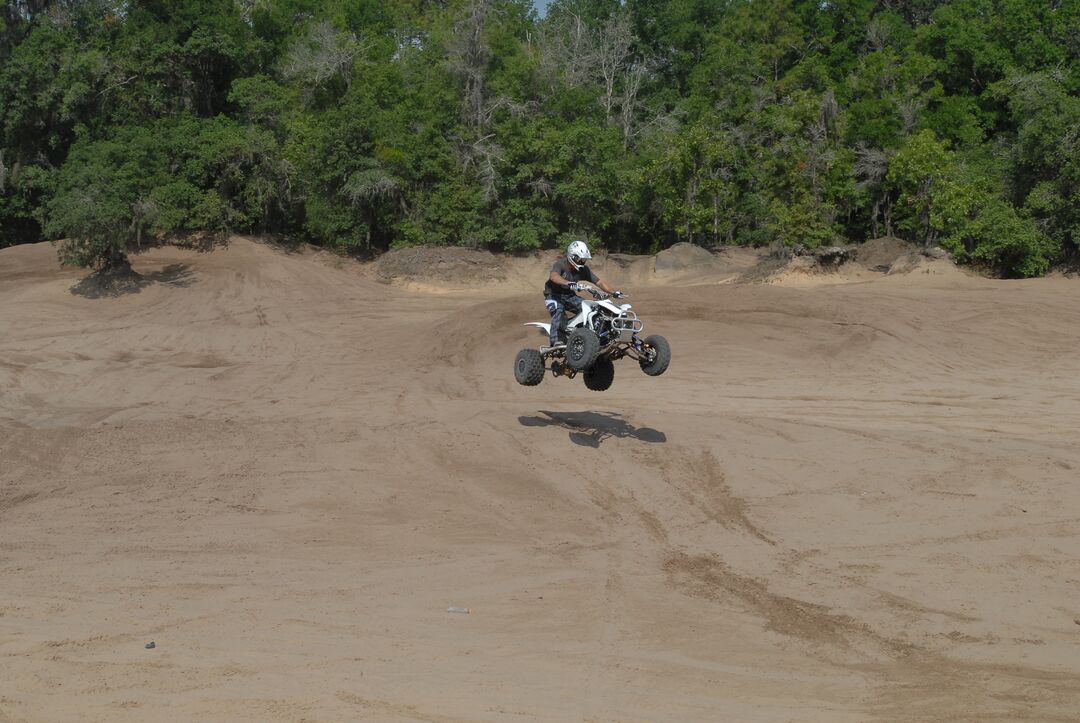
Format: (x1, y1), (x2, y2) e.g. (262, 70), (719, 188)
(1, 0), (1077, 276)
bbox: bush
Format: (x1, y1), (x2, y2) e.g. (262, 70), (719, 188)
(44, 117), (291, 267)
(45, 127), (165, 268)
(943, 199), (1058, 278)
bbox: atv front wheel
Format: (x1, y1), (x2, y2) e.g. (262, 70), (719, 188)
(583, 357), (615, 391)
(639, 335), (671, 376)
(566, 327), (600, 371)
(514, 348), (545, 386)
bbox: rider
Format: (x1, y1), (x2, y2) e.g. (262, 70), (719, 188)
(544, 239), (617, 348)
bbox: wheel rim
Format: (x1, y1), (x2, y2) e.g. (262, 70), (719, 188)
(570, 337), (585, 361)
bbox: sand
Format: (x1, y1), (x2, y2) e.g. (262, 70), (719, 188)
(2, 237), (1080, 721)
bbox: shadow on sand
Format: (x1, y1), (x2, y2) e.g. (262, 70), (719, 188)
(518, 410), (667, 448)
(70, 264), (196, 299)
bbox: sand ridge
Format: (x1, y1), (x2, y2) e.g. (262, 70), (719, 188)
(2, 236), (1080, 721)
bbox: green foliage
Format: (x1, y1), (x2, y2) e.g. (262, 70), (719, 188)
(942, 198), (1058, 278)
(922, 95), (985, 148)
(886, 131), (1057, 277)
(0, 0), (1077, 276)
(45, 126), (165, 268)
(992, 71), (1080, 253)
(644, 123), (739, 246)
(45, 115), (292, 267)
(0, 160), (51, 247)
(888, 130), (968, 245)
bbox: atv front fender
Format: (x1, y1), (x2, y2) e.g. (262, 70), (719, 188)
(524, 322), (551, 337)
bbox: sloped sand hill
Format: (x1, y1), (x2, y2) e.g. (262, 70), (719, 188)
(2, 237), (1080, 721)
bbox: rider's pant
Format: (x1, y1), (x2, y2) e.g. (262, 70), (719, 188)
(544, 294), (582, 346)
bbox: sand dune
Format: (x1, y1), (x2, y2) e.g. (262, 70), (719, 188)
(2, 237), (1080, 721)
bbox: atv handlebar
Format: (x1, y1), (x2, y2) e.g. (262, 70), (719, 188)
(571, 282), (627, 301)
(580, 285), (626, 301)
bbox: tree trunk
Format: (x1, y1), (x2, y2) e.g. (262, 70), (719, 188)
(713, 195), (719, 245)
(104, 246), (131, 273)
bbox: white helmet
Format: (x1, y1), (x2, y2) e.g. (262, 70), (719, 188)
(567, 240), (591, 270)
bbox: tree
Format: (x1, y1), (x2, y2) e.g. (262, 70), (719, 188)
(887, 129), (973, 246)
(993, 71), (1080, 254)
(282, 19), (365, 103)
(0, 0), (1076, 275)
(945, 197), (1057, 278)
(45, 127), (165, 269)
(343, 158), (404, 251)
(851, 141), (895, 239)
(646, 123), (738, 246)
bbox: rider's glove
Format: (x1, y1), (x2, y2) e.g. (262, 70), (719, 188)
(568, 282), (582, 292)
(612, 290), (625, 299)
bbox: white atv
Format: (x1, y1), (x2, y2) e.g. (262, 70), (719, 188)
(514, 283), (671, 391)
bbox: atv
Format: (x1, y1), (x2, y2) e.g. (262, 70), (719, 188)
(513, 284), (671, 391)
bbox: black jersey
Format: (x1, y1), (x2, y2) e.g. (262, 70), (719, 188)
(545, 257), (599, 297)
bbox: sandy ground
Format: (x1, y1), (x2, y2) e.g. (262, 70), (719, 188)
(2, 237), (1080, 722)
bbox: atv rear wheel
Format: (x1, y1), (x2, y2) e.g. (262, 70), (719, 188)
(565, 327), (600, 371)
(583, 357), (614, 391)
(639, 335), (670, 376)
(514, 348), (545, 386)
